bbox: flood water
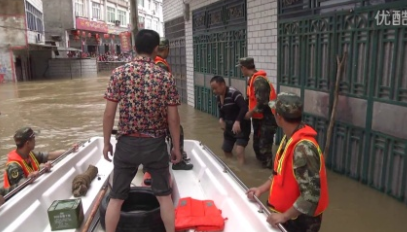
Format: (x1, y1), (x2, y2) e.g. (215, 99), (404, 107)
(0, 75), (407, 232)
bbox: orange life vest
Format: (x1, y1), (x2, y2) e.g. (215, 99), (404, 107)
(155, 56), (171, 73)
(268, 125), (329, 216)
(246, 70), (277, 119)
(3, 150), (40, 188)
(175, 197), (226, 231)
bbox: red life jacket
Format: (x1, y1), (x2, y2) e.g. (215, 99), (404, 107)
(246, 70), (277, 119)
(268, 125), (329, 216)
(3, 150), (40, 188)
(155, 56), (171, 73)
(175, 197), (226, 231)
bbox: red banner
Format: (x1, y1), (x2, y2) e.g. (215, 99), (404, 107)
(119, 32), (132, 53)
(76, 17), (108, 33)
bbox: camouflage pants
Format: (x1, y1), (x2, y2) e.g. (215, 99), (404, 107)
(252, 118), (276, 163)
(168, 125), (187, 159)
(282, 213), (322, 232)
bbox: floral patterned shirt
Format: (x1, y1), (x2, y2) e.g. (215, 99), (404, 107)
(104, 56), (180, 138)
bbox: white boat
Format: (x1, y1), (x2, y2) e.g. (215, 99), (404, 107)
(0, 137), (284, 232)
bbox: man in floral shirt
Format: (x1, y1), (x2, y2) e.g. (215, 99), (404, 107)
(102, 29), (182, 232)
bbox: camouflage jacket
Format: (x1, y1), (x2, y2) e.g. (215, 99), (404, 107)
(292, 140), (321, 216)
(253, 76), (270, 112)
(253, 77), (277, 125)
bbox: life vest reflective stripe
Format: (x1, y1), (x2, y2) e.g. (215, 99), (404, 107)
(268, 125), (329, 216)
(246, 70), (276, 119)
(154, 56), (171, 73)
(3, 150), (40, 188)
(175, 197), (226, 231)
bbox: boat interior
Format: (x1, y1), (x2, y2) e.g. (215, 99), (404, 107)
(0, 138), (278, 232)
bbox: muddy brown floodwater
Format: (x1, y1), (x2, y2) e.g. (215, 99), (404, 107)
(1, 75), (407, 232)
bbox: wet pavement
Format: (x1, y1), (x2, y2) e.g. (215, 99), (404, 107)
(0, 75), (406, 232)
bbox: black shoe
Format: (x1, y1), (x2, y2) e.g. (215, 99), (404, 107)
(172, 160), (193, 170)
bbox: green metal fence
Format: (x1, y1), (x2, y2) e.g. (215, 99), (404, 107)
(278, 0), (407, 203)
(165, 17), (187, 104)
(192, 0), (248, 116)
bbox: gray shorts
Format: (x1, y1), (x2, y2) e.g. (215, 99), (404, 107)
(110, 136), (171, 200)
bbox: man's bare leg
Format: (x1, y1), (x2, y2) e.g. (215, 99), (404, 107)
(156, 195), (175, 232)
(105, 198), (124, 232)
(235, 145), (246, 165)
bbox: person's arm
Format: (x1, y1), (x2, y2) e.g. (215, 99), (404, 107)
(5, 163), (26, 186)
(281, 141), (321, 220)
(156, 62), (170, 72)
(234, 91), (248, 122)
(254, 77), (271, 111)
(103, 70), (122, 146)
(166, 73), (181, 150)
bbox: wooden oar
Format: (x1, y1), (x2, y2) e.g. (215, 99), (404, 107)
(201, 143), (288, 232)
(3, 141), (87, 202)
(81, 180), (109, 232)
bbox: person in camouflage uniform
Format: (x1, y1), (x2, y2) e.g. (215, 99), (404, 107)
(236, 57), (277, 168)
(246, 92), (329, 232)
(155, 38), (193, 171)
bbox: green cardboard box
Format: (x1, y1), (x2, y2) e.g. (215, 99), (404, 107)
(47, 199), (84, 231)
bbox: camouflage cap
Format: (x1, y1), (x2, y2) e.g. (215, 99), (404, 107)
(235, 57), (254, 68)
(14, 127), (36, 144)
(268, 92), (303, 119)
(158, 38), (170, 48)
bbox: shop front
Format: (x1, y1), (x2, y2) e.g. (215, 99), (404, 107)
(71, 17), (130, 57)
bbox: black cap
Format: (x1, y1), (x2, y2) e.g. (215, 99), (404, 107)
(14, 127), (36, 144)
(235, 57), (255, 68)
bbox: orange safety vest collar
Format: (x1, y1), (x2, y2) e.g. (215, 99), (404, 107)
(268, 125), (329, 216)
(155, 56), (171, 73)
(175, 197), (226, 231)
(3, 150), (40, 188)
(246, 70), (276, 119)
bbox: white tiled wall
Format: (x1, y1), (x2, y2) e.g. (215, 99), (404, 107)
(247, 0), (278, 87)
(163, 0), (278, 107)
(162, 0), (183, 22)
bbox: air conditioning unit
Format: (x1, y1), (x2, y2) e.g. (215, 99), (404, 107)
(114, 20), (121, 26)
(36, 33), (42, 43)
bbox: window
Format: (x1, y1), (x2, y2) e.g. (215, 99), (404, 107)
(75, 0), (84, 17)
(107, 7), (116, 23)
(146, 0), (150, 10)
(145, 18), (151, 29)
(157, 4), (161, 14)
(92, 3), (101, 20)
(152, 20), (157, 31)
(26, 2), (43, 33)
(118, 9), (127, 26)
(138, 0), (144, 7)
(138, 16), (145, 28)
(151, 1), (156, 11)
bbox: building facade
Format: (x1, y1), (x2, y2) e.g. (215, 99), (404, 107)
(44, 0), (133, 58)
(163, 0), (407, 205)
(0, 0), (54, 82)
(137, 0), (164, 36)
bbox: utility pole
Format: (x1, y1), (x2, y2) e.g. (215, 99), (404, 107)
(129, 0), (139, 56)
